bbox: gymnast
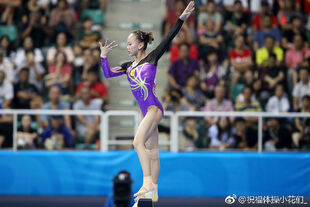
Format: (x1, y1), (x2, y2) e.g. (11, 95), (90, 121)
(99, 1), (195, 204)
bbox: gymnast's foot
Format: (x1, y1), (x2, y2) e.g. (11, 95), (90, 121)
(134, 183), (158, 203)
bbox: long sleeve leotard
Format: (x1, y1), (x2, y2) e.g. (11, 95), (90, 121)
(101, 18), (184, 117)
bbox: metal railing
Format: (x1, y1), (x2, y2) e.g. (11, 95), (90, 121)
(1, 110), (310, 152)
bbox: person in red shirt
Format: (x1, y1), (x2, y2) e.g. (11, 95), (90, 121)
(75, 68), (109, 104)
(229, 35), (253, 85)
(252, 1), (278, 34)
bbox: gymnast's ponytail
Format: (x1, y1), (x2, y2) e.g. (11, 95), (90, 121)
(133, 30), (154, 50)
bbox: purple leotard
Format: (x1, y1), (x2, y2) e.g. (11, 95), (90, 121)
(101, 18), (184, 117)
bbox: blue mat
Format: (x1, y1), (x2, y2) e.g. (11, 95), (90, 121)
(0, 151), (309, 197)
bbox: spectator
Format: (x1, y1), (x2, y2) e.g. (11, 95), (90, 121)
(14, 36), (44, 68)
(41, 115), (74, 150)
(223, 0), (248, 12)
(254, 14), (282, 50)
(181, 75), (205, 110)
(292, 67), (310, 111)
(169, 27), (198, 62)
(73, 86), (101, 147)
(282, 15), (307, 49)
(256, 35), (284, 67)
(233, 118), (258, 150)
(0, 48), (14, 83)
(75, 48), (98, 84)
(262, 53), (285, 92)
(181, 117), (207, 151)
(46, 51), (72, 95)
(17, 115), (38, 149)
(285, 34), (310, 86)
(229, 35), (253, 85)
(73, 43), (84, 68)
(40, 85), (71, 129)
(162, 88), (191, 112)
(78, 17), (102, 49)
(252, 0), (278, 34)
(277, 0), (301, 31)
(81, 0), (108, 11)
(267, 84), (290, 112)
(293, 95), (310, 150)
(263, 117), (292, 151)
(200, 50), (226, 98)
(49, 0), (76, 42)
(168, 43), (200, 89)
(0, 35), (16, 60)
(225, 0), (249, 37)
(198, 19), (224, 56)
(0, 71), (13, 148)
(197, 0), (223, 33)
(208, 117), (235, 150)
(235, 86), (262, 112)
(0, 0), (21, 25)
(47, 32), (74, 65)
(13, 68), (43, 110)
(17, 50), (45, 91)
(75, 68), (109, 104)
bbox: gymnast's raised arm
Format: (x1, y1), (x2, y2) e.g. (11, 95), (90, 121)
(148, 1), (195, 65)
(99, 40), (127, 78)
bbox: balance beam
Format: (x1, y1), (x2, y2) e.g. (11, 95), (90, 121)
(137, 198), (154, 207)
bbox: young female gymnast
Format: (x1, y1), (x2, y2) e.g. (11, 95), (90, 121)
(99, 1), (195, 203)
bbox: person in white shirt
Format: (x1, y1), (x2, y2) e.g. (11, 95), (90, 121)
(0, 49), (14, 83)
(0, 71), (13, 108)
(293, 67), (310, 111)
(267, 84), (290, 113)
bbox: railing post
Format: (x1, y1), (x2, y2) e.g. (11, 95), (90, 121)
(258, 115), (263, 153)
(101, 112), (108, 152)
(170, 112), (178, 152)
(13, 112), (18, 151)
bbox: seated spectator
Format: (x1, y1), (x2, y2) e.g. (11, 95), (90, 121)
(16, 50), (45, 91)
(168, 43), (200, 89)
(235, 86), (262, 112)
(293, 95), (310, 150)
(263, 117), (292, 151)
(45, 51), (72, 95)
(0, 71), (13, 148)
(41, 115), (74, 150)
(17, 115), (38, 149)
(267, 84), (290, 113)
(13, 68), (43, 110)
(229, 35), (253, 85)
(282, 15), (307, 49)
(197, 0), (223, 33)
(0, 0), (21, 25)
(75, 69), (109, 104)
(181, 117), (207, 151)
(233, 118), (258, 150)
(73, 43), (84, 68)
(254, 14), (281, 50)
(81, 0), (108, 11)
(277, 0), (301, 31)
(181, 75), (205, 110)
(40, 85), (72, 130)
(252, 1), (278, 34)
(252, 78), (270, 108)
(198, 19), (224, 56)
(47, 32), (74, 65)
(73, 86), (101, 147)
(256, 35), (283, 67)
(75, 48), (98, 84)
(209, 117), (235, 150)
(285, 34), (310, 86)
(224, 0), (249, 37)
(293, 67), (310, 111)
(0, 48), (14, 83)
(14, 36), (44, 69)
(200, 50), (226, 98)
(49, 0), (76, 42)
(169, 27), (198, 62)
(0, 35), (16, 60)
(78, 17), (102, 49)
(223, 0), (248, 12)
(162, 88), (191, 112)
(261, 53), (285, 92)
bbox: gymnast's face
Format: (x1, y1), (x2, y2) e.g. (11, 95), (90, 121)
(127, 33), (143, 57)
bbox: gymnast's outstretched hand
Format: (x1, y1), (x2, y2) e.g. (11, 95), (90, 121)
(179, 1), (195, 21)
(99, 40), (118, 58)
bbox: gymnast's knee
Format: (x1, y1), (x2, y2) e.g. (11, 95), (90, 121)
(146, 148), (159, 160)
(132, 139), (144, 149)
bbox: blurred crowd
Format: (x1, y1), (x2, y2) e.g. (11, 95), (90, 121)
(0, 0), (310, 152)
(162, 0), (310, 151)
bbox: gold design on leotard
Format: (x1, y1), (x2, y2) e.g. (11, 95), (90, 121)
(128, 64), (149, 101)
(111, 66), (123, 73)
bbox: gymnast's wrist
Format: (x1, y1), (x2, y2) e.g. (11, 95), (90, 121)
(100, 55), (107, 59)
